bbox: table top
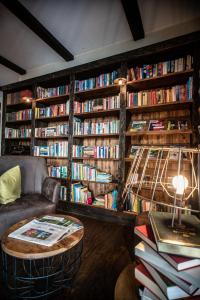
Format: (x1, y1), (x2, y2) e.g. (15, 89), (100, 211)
(1, 214), (84, 260)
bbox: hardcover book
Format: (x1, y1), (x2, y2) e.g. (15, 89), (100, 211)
(129, 120), (147, 132)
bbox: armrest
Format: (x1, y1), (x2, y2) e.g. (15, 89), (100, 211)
(42, 177), (60, 204)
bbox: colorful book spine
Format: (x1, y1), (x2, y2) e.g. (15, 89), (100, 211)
(71, 162), (112, 182)
(127, 55), (193, 81)
(35, 123), (69, 137)
(48, 165), (67, 178)
(6, 109), (32, 121)
(73, 118), (119, 135)
(74, 70), (118, 92)
(5, 127), (31, 138)
(36, 85), (69, 98)
(34, 141), (68, 157)
(74, 95), (120, 113)
(72, 145), (119, 159)
(35, 102), (69, 118)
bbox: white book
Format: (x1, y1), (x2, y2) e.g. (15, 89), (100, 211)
(135, 241), (200, 292)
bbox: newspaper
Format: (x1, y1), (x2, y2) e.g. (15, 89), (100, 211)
(8, 215), (83, 247)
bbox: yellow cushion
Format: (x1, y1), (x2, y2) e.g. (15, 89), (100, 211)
(0, 165), (21, 204)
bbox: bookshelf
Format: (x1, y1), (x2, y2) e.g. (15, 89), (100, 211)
(1, 31), (200, 223)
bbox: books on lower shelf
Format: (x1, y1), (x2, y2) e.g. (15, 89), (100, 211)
(48, 165), (67, 178)
(127, 77), (193, 107)
(36, 85), (69, 98)
(134, 223), (200, 299)
(5, 126), (31, 138)
(72, 144), (119, 159)
(124, 193), (150, 214)
(74, 70), (118, 91)
(34, 141), (68, 157)
(35, 102), (69, 118)
(73, 117), (119, 135)
(72, 162), (113, 182)
(6, 109), (32, 121)
(74, 95), (120, 113)
(35, 123), (69, 137)
(93, 189), (118, 210)
(8, 215), (83, 247)
(127, 55), (193, 81)
(60, 185), (67, 201)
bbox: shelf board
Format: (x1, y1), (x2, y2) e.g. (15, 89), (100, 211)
(74, 85), (120, 99)
(73, 157), (119, 161)
(126, 129), (192, 136)
(35, 94), (69, 104)
(35, 115), (69, 122)
(73, 133), (119, 138)
(127, 69), (193, 90)
(34, 156), (68, 159)
(69, 201), (116, 212)
(35, 135), (68, 139)
(72, 179), (118, 184)
(126, 100), (192, 113)
(6, 102), (32, 110)
(74, 108), (120, 118)
(6, 119), (32, 125)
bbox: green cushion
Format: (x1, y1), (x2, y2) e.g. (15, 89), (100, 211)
(0, 165), (21, 204)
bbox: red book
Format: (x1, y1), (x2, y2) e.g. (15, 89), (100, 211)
(135, 225), (200, 271)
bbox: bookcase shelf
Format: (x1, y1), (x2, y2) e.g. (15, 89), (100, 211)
(1, 31), (200, 222)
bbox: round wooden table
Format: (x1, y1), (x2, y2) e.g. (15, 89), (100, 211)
(1, 214), (84, 299)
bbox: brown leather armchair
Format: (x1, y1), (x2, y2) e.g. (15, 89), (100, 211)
(0, 156), (60, 238)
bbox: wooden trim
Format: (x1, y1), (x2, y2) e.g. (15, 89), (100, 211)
(0, 55), (26, 75)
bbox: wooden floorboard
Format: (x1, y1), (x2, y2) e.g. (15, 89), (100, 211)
(0, 215), (134, 300)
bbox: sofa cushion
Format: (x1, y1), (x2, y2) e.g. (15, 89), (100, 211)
(0, 165), (21, 204)
(0, 194), (56, 238)
(0, 156), (48, 194)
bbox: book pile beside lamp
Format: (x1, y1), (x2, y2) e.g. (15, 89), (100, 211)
(123, 146), (200, 299)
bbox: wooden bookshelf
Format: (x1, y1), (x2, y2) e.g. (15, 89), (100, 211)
(1, 31), (200, 222)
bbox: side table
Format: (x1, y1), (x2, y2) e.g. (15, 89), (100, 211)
(1, 214), (84, 299)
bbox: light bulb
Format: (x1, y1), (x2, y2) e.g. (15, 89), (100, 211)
(118, 79), (123, 85)
(172, 175), (188, 195)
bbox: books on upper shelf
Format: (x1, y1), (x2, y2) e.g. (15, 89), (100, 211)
(60, 185), (67, 201)
(74, 70), (118, 91)
(127, 77), (193, 107)
(5, 126), (31, 138)
(34, 141), (68, 157)
(8, 215), (83, 247)
(35, 102), (69, 119)
(129, 120), (147, 132)
(35, 124), (69, 138)
(127, 55), (193, 81)
(73, 118), (119, 135)
(36, 85), (69, 99)
(6, 109), (32, 121)
(72, 162), (113, 183)
(72, 145), (119, 159)
(74, 95), (120, 114)
(48, 165), (67, 178)
(6, 89), (33, 105)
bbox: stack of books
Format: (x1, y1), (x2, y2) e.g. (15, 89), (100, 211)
(134, 223), (200, 299)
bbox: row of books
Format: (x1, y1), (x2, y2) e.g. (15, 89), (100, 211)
(6, 90), (33, 105)
(127, 78), (193, 107)
(34, 142), (68, 157)
(71, 182), (92, 204)
(35, 124), (69, 137)
(93, 189), (118, 210)
(74, 70), (118, 91)
(74, 96), (120, 114)
(129, 119), (189, 132)
(73, 118), (119, 135)
(35, 102), (69, 119)
(127, 55), (193, 81)
(6, 109), (32, 121)
(5, 127), (31, 138)
(72, 162), (113, 182)
(124, 194), (150, 214)
(135, 222), (200, 300)
(36, 85), (69, 99)
(48, 165), (67, 178)
(72, 145), (119, 159)
(60, 185), (67, 201)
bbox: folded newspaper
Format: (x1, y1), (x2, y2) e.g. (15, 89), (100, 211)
(8, 215), (83, 247)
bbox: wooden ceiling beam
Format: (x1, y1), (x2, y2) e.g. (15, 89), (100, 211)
(1, 0), (74, 61)
(121, 0), (144, 41)
(0, 55), (26, 75)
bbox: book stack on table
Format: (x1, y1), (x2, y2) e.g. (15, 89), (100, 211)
(134, 224), (200, 300)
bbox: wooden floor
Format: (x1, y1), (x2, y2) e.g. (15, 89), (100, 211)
(0, 215), (134, 300)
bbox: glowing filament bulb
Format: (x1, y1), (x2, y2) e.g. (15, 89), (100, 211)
(172, 175), (188, 195)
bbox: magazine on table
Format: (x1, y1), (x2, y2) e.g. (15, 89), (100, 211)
(8, 215), (83, 247)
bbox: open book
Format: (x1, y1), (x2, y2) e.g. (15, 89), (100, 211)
(8, 215), (83, 247)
